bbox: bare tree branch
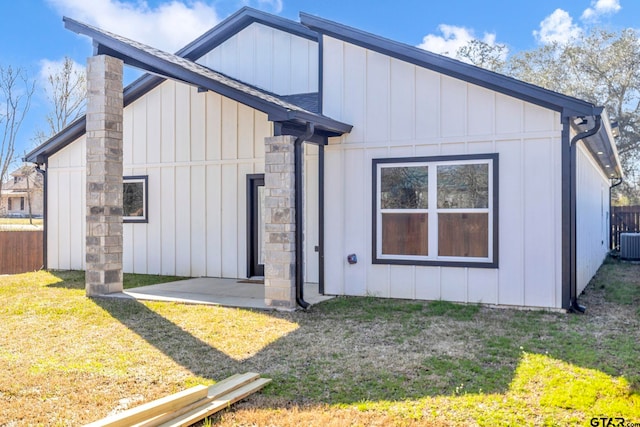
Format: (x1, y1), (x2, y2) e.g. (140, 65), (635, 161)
(0, 65), (35, 208)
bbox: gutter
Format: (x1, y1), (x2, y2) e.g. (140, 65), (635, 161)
(294, 122), (314, 309)
(568, 114), (602, 313)
(34, 162), (47, 270)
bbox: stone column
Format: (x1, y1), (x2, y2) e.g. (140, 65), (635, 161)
(264, 135), (296, 309)
(85, 55), (124, 296)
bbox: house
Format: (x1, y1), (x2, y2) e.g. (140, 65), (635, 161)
(1, 165), (44, 218)
(25, 8), (622, 311)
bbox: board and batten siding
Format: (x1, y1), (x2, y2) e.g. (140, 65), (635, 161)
(197, 22), (318, 96)
(47, 79), (321, 281)
(575, 140), (610, 294)
(46, 135), (86, 271)
(321, 36), (565, 308)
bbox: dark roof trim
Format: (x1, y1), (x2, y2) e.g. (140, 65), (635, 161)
(179, 7), (317, 60)
(25, 8), (327, 164)
(300, 12), (602, 117)
(25, 116), (86, 164)
(65, 17), (349, 132)
(84, 30), (350, 134)
(24, 15), (350, 163)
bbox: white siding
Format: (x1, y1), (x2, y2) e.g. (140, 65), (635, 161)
(576, 141), (610, 293)
(46, 136), (86, 271)
(47, 80), (282, 279)
(197, 22), (318, 95)
(322, 36), (565, 309)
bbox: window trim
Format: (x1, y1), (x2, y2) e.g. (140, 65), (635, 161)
(123, 175), (148, 223)
(372, 153), (499, 268)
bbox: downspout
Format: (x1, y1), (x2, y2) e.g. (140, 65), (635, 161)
(568, 114), (602, 313)
(34, 162), (47, 270)
(294, 122), (314, 309)
(609, 177), (623, 251)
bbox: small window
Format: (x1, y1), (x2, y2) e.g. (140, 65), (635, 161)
(7, 198), (11, 211)
(20, 197), (24, 211)
(123, 176), (148, 223)
(373, 154), (498, 268)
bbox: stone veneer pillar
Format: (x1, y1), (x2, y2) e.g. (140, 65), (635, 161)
(264, 135), (297, 309)
(85, 55), (124, 296)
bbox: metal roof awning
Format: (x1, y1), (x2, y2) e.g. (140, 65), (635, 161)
(24, 15), (352, 164)
(64, 17), (351, 135)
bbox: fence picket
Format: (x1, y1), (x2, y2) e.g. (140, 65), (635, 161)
(0, 231), (43, 274)
(611, 206), (640, 250)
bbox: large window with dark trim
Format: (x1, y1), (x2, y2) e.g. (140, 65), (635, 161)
(373, 154), (498, 267)
(123, 175), (148, 223)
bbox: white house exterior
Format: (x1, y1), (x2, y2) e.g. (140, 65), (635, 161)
(25, 8), (621, 311)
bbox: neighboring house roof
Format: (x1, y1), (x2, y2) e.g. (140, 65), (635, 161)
(24, 8), (343, 164)
(300, 12), (622, 178)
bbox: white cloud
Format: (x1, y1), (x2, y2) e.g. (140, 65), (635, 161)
(581, 0), (621, 21)
(46, 0), (221, 53)
(533, 8), (582, 45)
(417, 24), (504, 59)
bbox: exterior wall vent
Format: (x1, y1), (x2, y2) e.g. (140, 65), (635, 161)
(620, 233), (640, 260)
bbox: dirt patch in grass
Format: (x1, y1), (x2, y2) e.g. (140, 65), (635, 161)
(1, 262), (639, 426)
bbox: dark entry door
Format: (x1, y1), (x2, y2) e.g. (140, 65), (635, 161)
(247, 174), (265, 277)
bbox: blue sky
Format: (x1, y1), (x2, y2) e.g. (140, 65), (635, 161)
(0, 0), (636, 160)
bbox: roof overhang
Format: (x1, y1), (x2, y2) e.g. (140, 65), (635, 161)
(573, 110), (623, 179)
(64, 17), (350, 132)
(24, 14), (351, 164)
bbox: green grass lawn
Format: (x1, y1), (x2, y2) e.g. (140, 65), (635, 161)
(0, 217), (43, 231)
(0, 217), (43, 226)
(0, 260), (639, 426)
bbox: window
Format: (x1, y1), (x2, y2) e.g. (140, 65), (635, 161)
(20, 197), (24, 211)
(123, 176), (148, 223)
(373, 154), (498, 267)
(7, 198), (11, 211)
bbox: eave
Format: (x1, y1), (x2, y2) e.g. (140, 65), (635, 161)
(300, 12), (603, 117)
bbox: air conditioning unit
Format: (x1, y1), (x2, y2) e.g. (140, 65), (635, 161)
(620, 233), (640, 260)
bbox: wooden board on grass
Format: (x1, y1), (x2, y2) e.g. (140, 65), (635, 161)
(85, 385), (209, 427)
(134, 373), (262, 427)
(158, 378), (272, 427)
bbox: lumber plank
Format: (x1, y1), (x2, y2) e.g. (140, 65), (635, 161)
(134, 373), (260, 427)
(84, 385), (208, 427)
(207, 372), (260, 399)
(158, 378), (272, 427)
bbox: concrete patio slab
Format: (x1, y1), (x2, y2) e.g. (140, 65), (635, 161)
(106, 277), (333, 310)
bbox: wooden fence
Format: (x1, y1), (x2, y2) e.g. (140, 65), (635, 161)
(0, 230), (43, 274)
(611, 205), (640, 250)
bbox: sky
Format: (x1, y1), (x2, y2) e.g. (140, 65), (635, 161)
(0, 0), (637, 162)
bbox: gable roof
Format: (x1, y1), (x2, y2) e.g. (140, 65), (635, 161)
(300, 12), (603, 118)
(25, 8), (338, 164)
(299, 12), (622, 179)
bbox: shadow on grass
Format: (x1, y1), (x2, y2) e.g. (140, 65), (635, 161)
(42, 265), (640, 405)
(91, 297), (234, 380)
(46, 270), (239, 380)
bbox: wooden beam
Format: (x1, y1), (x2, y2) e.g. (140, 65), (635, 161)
(157, 378), (272, 427)
(133, 373), (261, 427)
(84, 385), (208, 427)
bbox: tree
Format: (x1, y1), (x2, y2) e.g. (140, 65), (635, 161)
(0, 65), (35, 209)
(34, 57), (86, 144)
(456, 39), (508, 73)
